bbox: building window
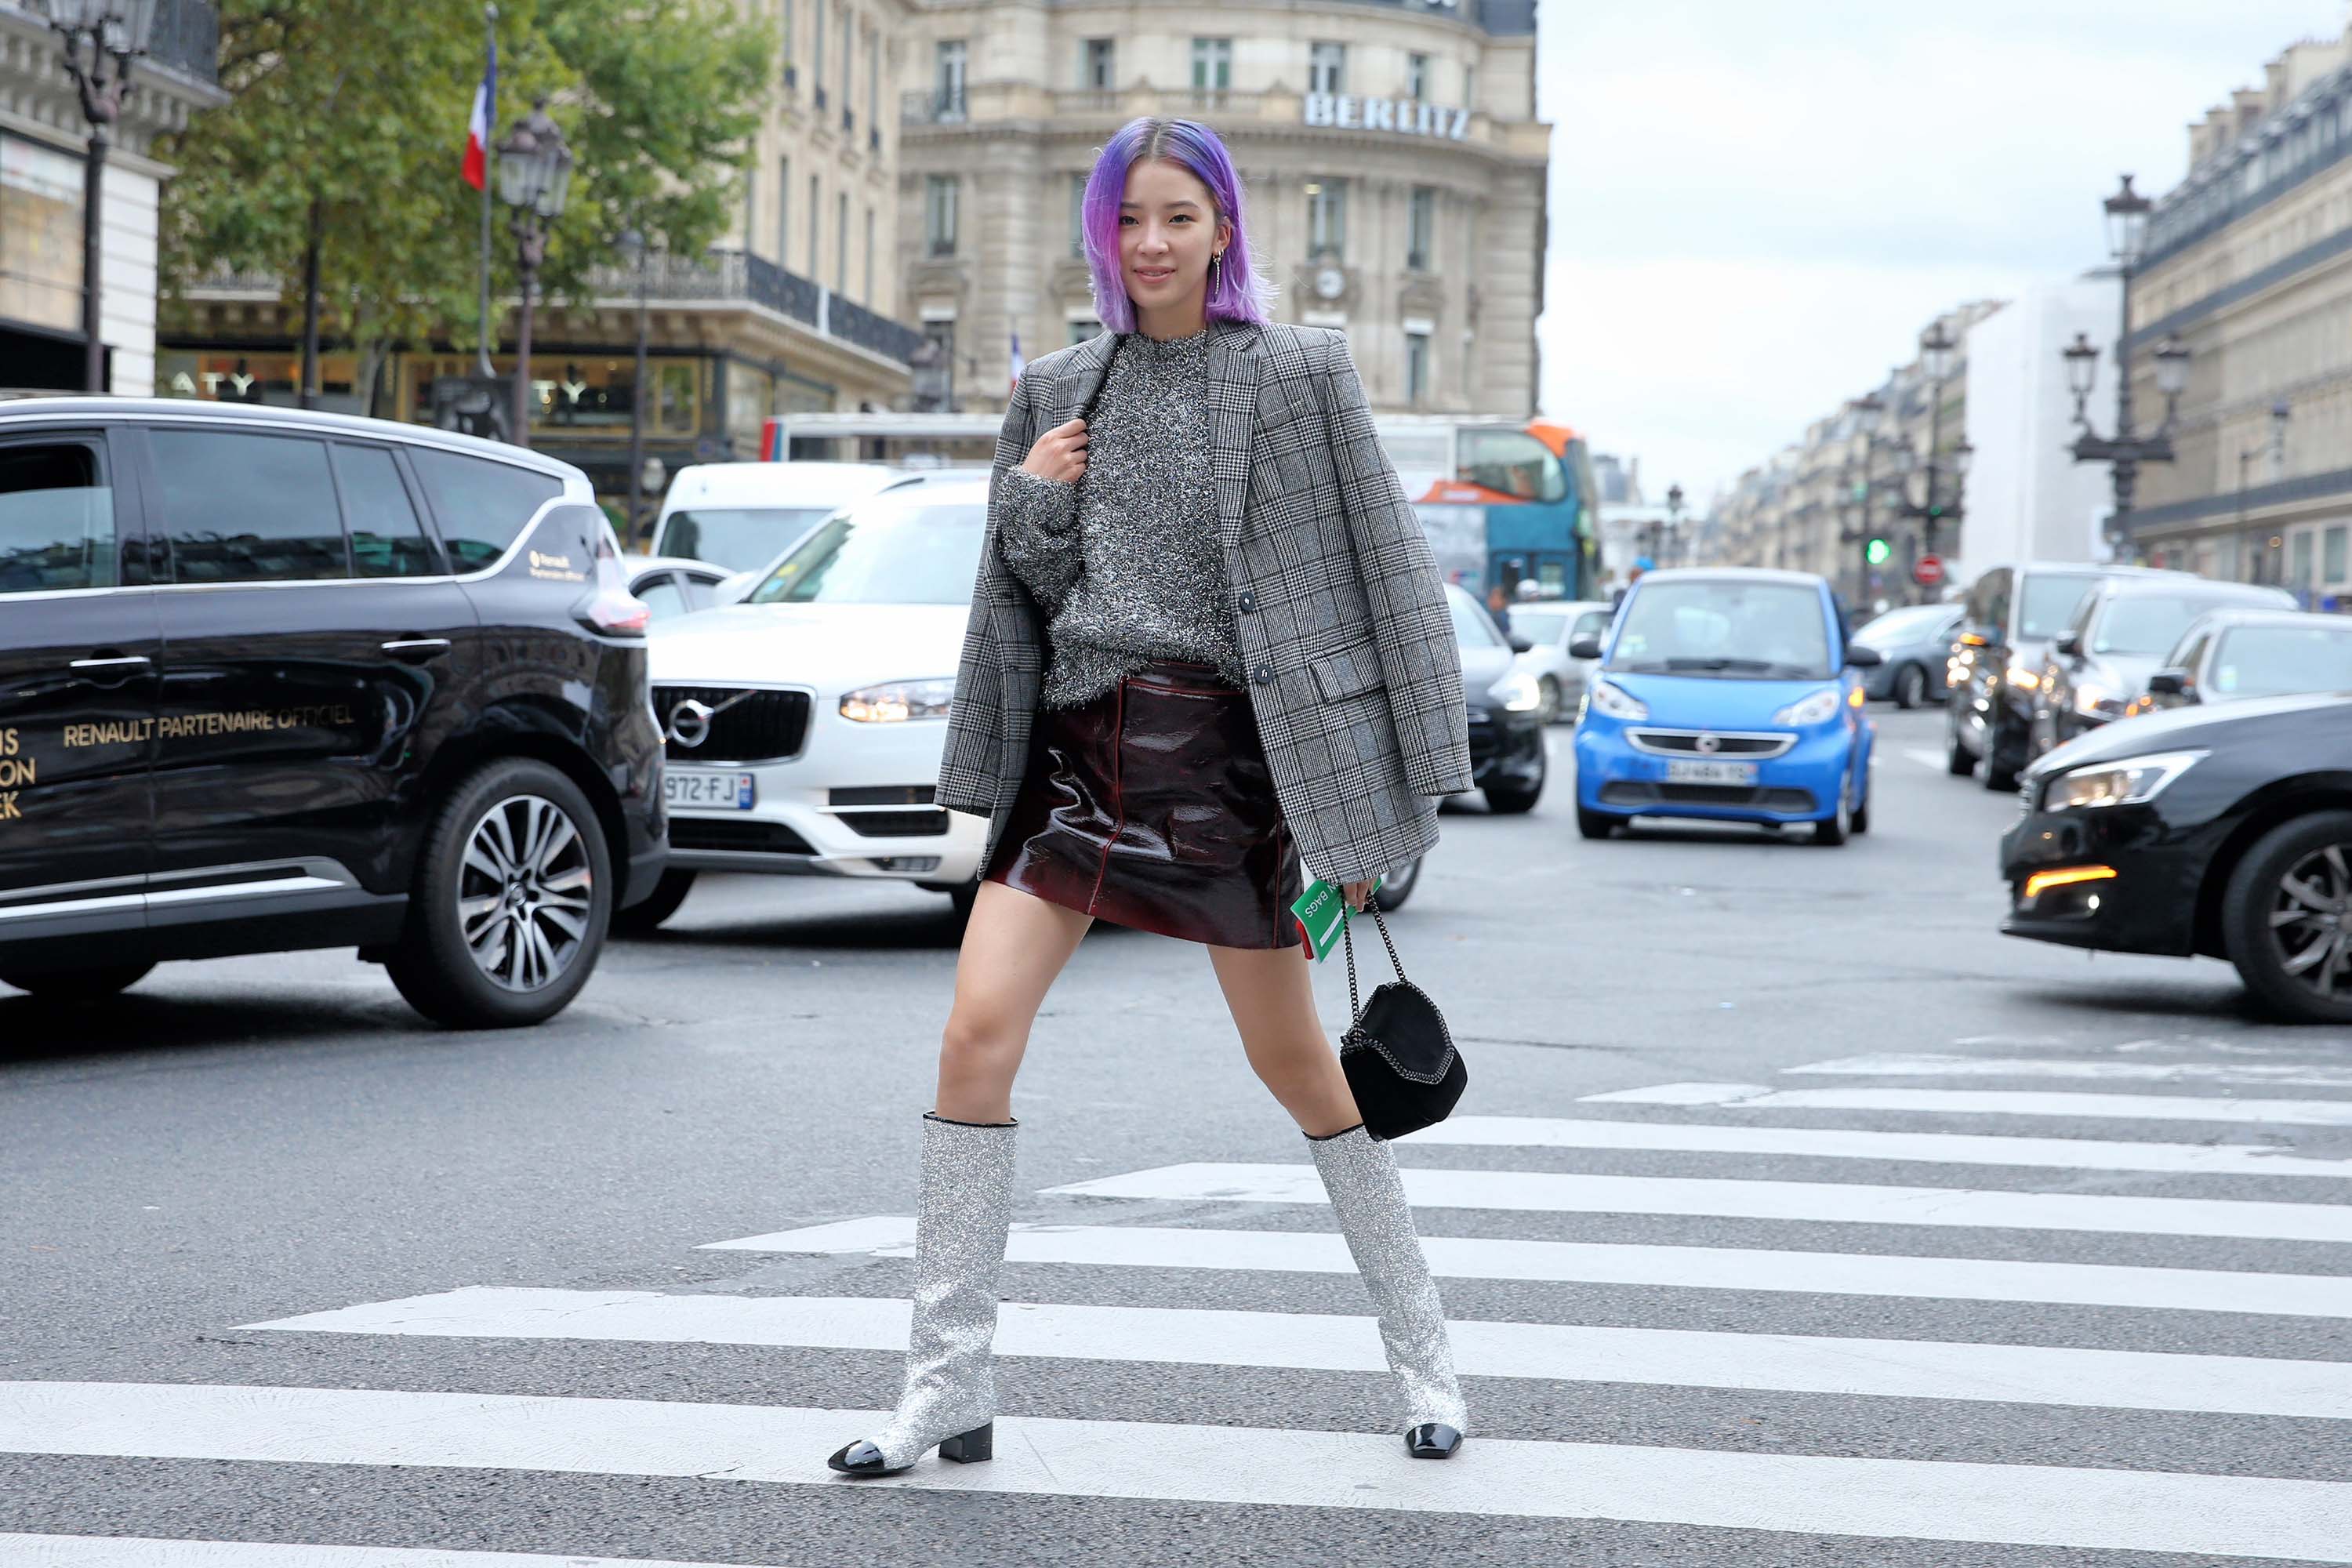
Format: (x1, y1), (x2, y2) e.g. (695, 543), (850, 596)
(866, 25), (879, 134)
(1069, 172), (1088, 258)
(1406, 185), (1436, 271)
(782, 0), (796, 85)
(811, 0), (825, 100)
(745, 165), (758, 256)
(808, 172), (821, 274)
(1082, 38), (1115, 91)
(2326, 524), (2349, 584)
(1068, 318), (1100, 347)
(1463, 61), (1475, 109)
(779, 157), (790, 260)
(836, 190), (848, 289)
(1307, 177), (1347, 258)
(1191, 38), (1232, 90)
(1407, 52), (1429, 101)
(935, 39), (967, 118)
(864, 205), (875, 302)
(1309, 42), (1345, 96)
(926, 174), (959, 257)
(840, 6), (851, 117)
(2292, 528), (2316, 586)
(1406, 331), (1430, 406)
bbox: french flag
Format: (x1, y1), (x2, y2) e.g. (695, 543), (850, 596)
(461, 37), (495, 191)
(1009, 331), (1024, 390)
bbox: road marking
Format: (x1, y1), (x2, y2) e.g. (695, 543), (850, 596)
(716, 1218), (2352, 1316)
(1785, 1054), (2352, 1088)
(5, 1383), (2347, 1559)
(1042, 1163), (2352, 1242)
(242, 1287), (2352, 1419)
(1904, 747), (1947, 770)
(0, 1537), (743, 1568)
(1582, 1082), (2352, 1127)
(1397, 1113), (2352, 1178)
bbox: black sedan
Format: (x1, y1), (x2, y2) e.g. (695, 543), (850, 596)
(2001, 692), (2352, 1022)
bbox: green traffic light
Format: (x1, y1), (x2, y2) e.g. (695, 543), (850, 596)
(1865, 537), (1892, 565)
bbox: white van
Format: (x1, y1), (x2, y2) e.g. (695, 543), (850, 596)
(650, 461), (909, 574)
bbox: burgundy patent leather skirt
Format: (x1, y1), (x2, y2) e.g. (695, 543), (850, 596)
(983, 658), (1305, 949)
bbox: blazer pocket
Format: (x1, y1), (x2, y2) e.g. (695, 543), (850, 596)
(1312, 641), (1388, 702)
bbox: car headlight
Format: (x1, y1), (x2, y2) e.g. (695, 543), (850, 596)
(1588, 681), (1648, 720)
(2006, 662), (2041, 692)
(1491, 672), (1543, 713)
(1771, 687), (1841, 727)
(2041, 750), (2208, 812)
(2073, 683), (2125, 718)
(839, 677), (956, 723)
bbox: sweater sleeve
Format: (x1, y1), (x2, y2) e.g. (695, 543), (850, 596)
(996, 466), (1083, 611)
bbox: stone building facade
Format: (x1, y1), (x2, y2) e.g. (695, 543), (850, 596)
(892, 0), (1548, 416)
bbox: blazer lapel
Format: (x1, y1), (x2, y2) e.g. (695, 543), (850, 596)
(1205, 318), (1264, 557)
(1053, 328), (1122, 426)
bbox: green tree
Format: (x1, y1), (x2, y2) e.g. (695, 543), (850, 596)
(158, 0), (771, 411)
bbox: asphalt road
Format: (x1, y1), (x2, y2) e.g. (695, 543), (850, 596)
(3, 706), (2348, 1567)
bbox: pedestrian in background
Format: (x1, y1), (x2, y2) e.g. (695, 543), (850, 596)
(825, 116), (1475, 1479)
(1484, 581), (1515, 637)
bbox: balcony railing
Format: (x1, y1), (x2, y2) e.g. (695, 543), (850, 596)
(903, 89), (967, 124)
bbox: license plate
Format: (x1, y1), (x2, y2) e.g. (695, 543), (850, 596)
(1665, 759), (1758, 786)
(664, 768), (755, 810)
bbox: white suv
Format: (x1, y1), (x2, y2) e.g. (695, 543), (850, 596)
(625, 474), (993, 929)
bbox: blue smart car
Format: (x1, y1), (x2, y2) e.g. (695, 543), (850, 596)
(1571, 568), (1881, 845)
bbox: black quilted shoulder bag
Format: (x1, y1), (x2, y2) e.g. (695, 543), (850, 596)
(1338, 905), (1466, 1141)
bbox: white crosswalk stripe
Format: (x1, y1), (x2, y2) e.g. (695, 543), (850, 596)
(5, 1382), (2350, 1560)
(719, 1216), (2352, 1316)
(9, 1062), (2350, 1560)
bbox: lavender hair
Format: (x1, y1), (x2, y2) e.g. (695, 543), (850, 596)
(1080, 117), (1276, 334)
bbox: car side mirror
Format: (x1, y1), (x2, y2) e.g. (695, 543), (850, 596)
(2145, 669), (2194, 699)
(1843, 644), (1884, 669)
(1507, 633), (1534, 653)
(1570, 636), (1605, 660)
(2054, 630), (2085, 658)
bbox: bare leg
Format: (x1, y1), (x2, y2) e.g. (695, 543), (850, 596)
(935, 877), (1094, 1123)
(1206, 942), (1361, 1136)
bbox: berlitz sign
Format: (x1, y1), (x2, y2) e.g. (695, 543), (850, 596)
(1303, 93), (1471, 140)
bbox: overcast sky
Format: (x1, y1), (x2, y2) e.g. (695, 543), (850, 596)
(1531, 0), (2350, 504)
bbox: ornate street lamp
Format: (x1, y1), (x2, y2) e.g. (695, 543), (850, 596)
(495, 97), (575, 448)
(1889, 320), (1971, 601)
(1664, 481), (1685, 566)
(42, 0), (158, 393)
(2066, 175), (2183, 564)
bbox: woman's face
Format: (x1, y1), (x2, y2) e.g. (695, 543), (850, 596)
(1120, 158), (1229, 317)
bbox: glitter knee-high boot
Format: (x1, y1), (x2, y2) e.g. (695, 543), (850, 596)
(826, 1112), (1017, 1475)
(1308, 1122), (1468, 1458)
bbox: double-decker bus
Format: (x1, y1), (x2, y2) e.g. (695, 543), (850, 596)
(763, 411), (1599, 600)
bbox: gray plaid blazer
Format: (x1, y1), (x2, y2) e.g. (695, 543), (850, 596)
(936, 317), (1474, 886)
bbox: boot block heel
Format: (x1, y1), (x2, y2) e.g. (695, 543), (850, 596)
(938, 1421), (993, 1463)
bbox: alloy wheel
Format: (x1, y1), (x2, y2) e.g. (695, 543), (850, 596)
(458, 793), (596, 992)
(2268, 843), (2352, 1004)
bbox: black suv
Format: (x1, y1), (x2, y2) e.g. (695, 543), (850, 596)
(0, 398), (666, 1027)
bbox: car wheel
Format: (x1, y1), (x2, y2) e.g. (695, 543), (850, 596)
(1850, 785), (1871, 835)
(1537, 675), (1563, 724)
(612, 869), (696, 936)
(386, 759), (612, 1029)
(1981, 713), (2020, 793)
(0, 962), (154, 1002)
(1576, 808), (1619, 840)
(1894, 664), (1926, 710)
(1372, 856), (1421, 912)
(1946, 724), (1973, 777)
(2220, 811), (2352, 1025)
(1813, 778), (1852, 845)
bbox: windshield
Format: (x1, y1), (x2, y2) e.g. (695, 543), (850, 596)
(1856, 605), (1952, 644)
(1511, 608), (1573, 644)
(1448, 593), (1504, 648)
(1610, 580), (1832, 678)
(659, 506), (840, 572)
(2016, 573), (2099, 641)
(744, 500), (986, 604)
(2094, 593), (2249, 657)
(1572, 608), (1612, 640)
(2211, 626), (2352, 698)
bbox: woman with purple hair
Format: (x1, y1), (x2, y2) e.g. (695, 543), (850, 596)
(826, 117), (1474, 1477)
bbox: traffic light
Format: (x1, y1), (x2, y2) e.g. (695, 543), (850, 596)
(1864, 536), (1892, 566)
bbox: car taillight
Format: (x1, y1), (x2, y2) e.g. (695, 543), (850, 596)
(580, 526), (650, 636)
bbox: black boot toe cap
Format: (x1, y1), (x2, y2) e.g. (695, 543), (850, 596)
(1405, 1422), (1463, 1459)
(827, 1439), (895, 1475)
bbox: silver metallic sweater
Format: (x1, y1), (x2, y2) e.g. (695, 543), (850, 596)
(993, 326), (1246, 710)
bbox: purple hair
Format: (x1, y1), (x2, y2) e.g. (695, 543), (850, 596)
(1080, 118), (1276, 334)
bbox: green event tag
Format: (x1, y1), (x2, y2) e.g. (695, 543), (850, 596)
(1289, 877), (1377, 962)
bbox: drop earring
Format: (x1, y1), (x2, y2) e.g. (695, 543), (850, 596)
(1210, 251), (1224, 292)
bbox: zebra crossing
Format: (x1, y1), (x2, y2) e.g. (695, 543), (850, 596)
(4, 1040), (2350, 1564)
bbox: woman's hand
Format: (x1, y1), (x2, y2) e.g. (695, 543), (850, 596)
(1341, 879), (1377, 913)
(1020, 418), (1089, 484)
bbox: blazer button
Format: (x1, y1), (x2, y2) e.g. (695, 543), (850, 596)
(1237, 590), (1258, 612)
(1250, 662), (1275, 686)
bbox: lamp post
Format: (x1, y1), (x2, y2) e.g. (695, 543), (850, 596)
(1889, 320), (1972, 601)
(44, 0), (158, 394)
(1664, 482), (1686, 566)
(618, 227), (652, 547)
(1842, 392), (1886, 604)
(2065, 175), (2189, 564)
(495, 97), (575, 449)
(2234, 400), (2291, 584)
